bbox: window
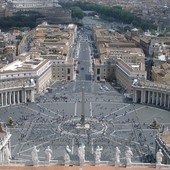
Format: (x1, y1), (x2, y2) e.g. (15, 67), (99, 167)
(97, 69), (100, 75)
(67, 68), (70, 74)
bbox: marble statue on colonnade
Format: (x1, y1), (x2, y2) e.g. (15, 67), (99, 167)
(156, 149), (163, 165)
(64, 145), (72, 166)
(115, 146), (121, 166)
(45, 146), (52, 164)
(4, 145), (11, 164)
(125, 146), (133, 165)
(78, 143), (85, 166)
(95, 146), (103, 164)
(32, 146), (40, 166)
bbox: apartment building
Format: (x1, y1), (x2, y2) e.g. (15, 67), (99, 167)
(152, 62), (170, 85)
(33, 22), (77, 81)
(93, 26), (146, 93)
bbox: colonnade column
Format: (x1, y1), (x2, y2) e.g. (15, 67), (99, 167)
(133, 89), (137, 103)
(160, 93), (163, 106)
(9, 92), (11, 105)
(31, 90), (35, 103)
(24, 91), (27, 103)
(17, 91), (20, 104)
(152, 92), (155, 104)
(1, 93), (3, 106)
(156, 92), (159, 105)
(148, 91), (151, 104)
(143, 90), (146, 103)
(13, 91), (16, 105)
(164, 94), (167, 107)
(141, 89), (144, 103)
(5, 92), (7, 105)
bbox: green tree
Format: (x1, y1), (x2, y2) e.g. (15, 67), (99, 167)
(61, 2), (157, 31)
(71, 7), (84, 19)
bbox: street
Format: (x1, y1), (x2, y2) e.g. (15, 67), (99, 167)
(0, 26), (169, 165)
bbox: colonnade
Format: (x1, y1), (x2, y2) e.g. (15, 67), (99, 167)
(0, 89), (35, 107)
(133, 87), (170, 109)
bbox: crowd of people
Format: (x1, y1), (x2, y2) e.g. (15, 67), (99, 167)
(0, 81), (162, 164)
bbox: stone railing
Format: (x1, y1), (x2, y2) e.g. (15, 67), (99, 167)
(0, 79), (35, 90)
(0, 159), (169, 168)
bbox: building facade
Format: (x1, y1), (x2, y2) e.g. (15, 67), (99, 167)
(7, 0), (60, 9)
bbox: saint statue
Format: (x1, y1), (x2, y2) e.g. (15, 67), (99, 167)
(45, 146), (52, 164)
(156, 149), (163, 165)
(64, 145), (72, 165)
(115, 146), (121, 165)
(4, 146), (11, 163)
(78, 143), (85, 165)
(125, 146), (133, 164)
(95, 146), (103, 163)
(31, 146), (40, 166)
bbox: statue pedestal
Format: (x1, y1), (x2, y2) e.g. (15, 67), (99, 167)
(156, 163), (161, 168)
(65, 161), (70, 166)
(95, 161), (100, 166)
(79, 159), (85, 166)
(76, 123), (90, 129)
(126, 163), (132, 167)
(115, 161), (121, 167)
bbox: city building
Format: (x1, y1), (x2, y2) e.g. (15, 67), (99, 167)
(6, 0), (61, 9)
(33, 22), (77, 81)
(0, 52), (50, 94)
(93, 26), (146, 93)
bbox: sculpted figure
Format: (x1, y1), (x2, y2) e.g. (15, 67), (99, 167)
(125, 147), (133, 164)
(115, 146), (121, 165)
(95, 146), (103, 163)
(64, 145), (72, 165)
(4, 146), (11, 163)
(156, 149), (163, 165)
(32, 146), (40, 166)
(78, 143), (85, 165)
(45, 146), (52, 164)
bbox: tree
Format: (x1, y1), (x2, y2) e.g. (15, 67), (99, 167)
(71, 7), (84, 19)
(61, 2), (157, 31)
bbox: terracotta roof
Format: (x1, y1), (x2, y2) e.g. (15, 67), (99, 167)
(0, 166), (156, 170)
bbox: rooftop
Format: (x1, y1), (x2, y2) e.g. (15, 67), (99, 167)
(0, 58), (44, 72)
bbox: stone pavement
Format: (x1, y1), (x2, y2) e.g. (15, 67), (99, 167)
(1, 81), (170, 164)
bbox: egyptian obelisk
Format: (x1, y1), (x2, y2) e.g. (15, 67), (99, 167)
(80, 87), (85, 126)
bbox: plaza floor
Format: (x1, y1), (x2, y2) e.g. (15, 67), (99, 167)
(1, 80), (170, 165)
